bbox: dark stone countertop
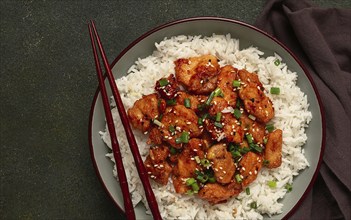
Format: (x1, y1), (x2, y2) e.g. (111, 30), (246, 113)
(1, 0), (350, 219)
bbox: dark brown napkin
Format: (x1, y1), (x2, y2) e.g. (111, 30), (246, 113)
(255, 0), (351, 219)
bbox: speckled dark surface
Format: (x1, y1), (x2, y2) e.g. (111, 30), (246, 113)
(1, 0), (350, 219)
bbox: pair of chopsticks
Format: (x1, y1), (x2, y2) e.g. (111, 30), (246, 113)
(88, 20), (162, 220)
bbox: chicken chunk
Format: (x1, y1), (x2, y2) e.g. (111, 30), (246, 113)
(240, 112), (265, 144)
(155, 74), (179, 100)
(127, 93), (163, 132)
(238, 151), (263, 187)
(206, 144), (236, 184)
(205, 113), (244, 143)
(176, 91), (205, 113)
(217, 65), (239, 107)
(144, 145), (172, 185)
(208, 97), (229, 116)
(264, 129), (283, 169)
(159, 105), (202, 148)
(198, 182), (242, 204)
(238, 69), (274, 123)
(172, 138), (206, 194)
(174, 55), (220, 94)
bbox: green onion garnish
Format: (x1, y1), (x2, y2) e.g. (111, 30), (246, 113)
(265, 124), (274, 133)
(166, 99), (176, 106)
(250, 201), (257, 209)
(240, 147), (250, 154)
(232, 80), (241, 87)
(285, 183), (293, 192)
(200, 158), (211, 167)
(250, 143), (263, 153)
(248, 114), (256, 121)
(169, 125), (175, 134)
(214, 121), (223, 128)
(186, 178), (196, 186)
(270, 87), (280, 95)
(268, 180), (277, 188)
(215, 112), (222, 122)
(246, 133), (254, 144)
(205, 88), (223, 106)
(236, 98), (241, 108)
(208, 176), (216, 183)
(274, 59), (281, 66)
(263, 137), (268, 145)
(233, 108), (242, 119)
(263, 159), (270, 166)
(235, 174), (242, 183)
(184, 98), (191, 108)
(159, 78), (169, 86)
(175, 131), (190, 144)
(231, 150), (242, 158)
(152, 119), (163, 127)
(198, 117), (203, 126)
(191, 182), (200, 192)
(169, 146), (177, 155)
(245, 187), (250, 195)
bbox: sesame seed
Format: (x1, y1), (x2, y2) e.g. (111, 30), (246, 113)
(249, 171), (252, 175)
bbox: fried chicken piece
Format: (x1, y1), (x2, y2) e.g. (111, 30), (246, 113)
(238, 69), (274, 123)
(206, 144), (235, 184)
(240, 112), (265, 144)
(147, 127), (163, 145)
(208, 97), (229, 116)
(155, 74), (179, 100)
(205, 113), (244, 143)
(172, 138), (206, 194)
(159, 105), (202, 148)
(198, 182), (242, 204)
(264, 129), (283, 169)
(175, 91), (205, 113)
(144, 145), (172, 185)
(238, 151), (263, 187)
(217, 65), (239, 107)
(127, 93), (163, 132)
(174, 55), (220, 94)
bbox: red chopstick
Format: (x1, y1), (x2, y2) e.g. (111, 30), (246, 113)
(88, 20), (162, 220)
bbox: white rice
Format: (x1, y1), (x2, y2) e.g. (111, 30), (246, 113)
(100, 34), (312, 219)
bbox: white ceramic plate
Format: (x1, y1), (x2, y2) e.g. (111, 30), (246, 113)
(89, 17), (325, 219)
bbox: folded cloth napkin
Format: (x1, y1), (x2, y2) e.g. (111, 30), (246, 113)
(255, 0), (351, 219)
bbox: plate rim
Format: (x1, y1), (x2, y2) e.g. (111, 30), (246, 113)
(88, 16), (326, 219)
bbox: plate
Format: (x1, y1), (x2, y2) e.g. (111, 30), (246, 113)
(89, 17), (325, 219)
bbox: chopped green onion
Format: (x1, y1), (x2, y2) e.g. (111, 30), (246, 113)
(186, 190), (194, 195)
(240, 147), (250, 154)
(214, 121), (223, 128)
(265, 124), (275, 133)
(169, 146), (177, 155)
(198, 117), (203, 126)
(232, 80), (241, 87)
(235, 174), (242, 183)
(246, 133), (254, 144)
(270, 87), (280, 95)
(250, 143), (263, 153)
(205, 88), (223, 105)
(268, 180), (277, 188)
(200, 158), (211, 167)
(236, 99), (241, 108)
(152, 119), (163, 127)
(208, 176), (216, 183)
(274, 59), (281, 66)
(215, 112), (222, 122)
(175, 131), (190, 144)
(191, 182), (200, 192)
(194, 156), (201, 164)
(233, 108), (242, 119)
(231, 150), (242, 158)
(159, 78), (169, 86)
(285, 183), (293, 192)
(263, 137), (268, 145)
(248, 114), (256, 121)
(196, 173), (209, 183)
(250, 201), (257, 209)
(184, 98), (191, 108)
(169, 125), (175, 134)
(245, 187), (250, 195)
(263, 159), (270, 166)
(186, 178), (196, 186)
(166, 99), (176, 106)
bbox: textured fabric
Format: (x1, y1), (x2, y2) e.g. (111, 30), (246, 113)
(255, 0), (351, 219)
